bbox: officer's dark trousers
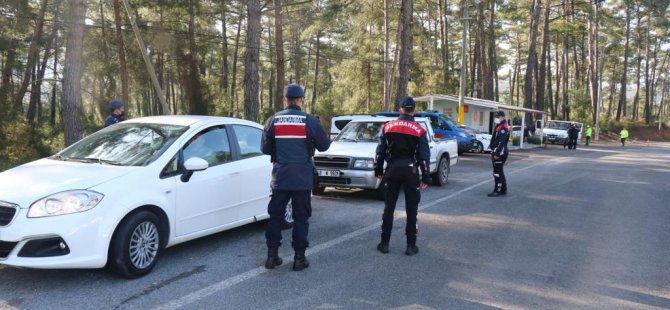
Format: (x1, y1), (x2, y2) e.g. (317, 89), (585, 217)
(381, 166), (420, 245)
(585, 136), (591, 146)
(492, 153), (508, 193)
(266, 190), (312, 250)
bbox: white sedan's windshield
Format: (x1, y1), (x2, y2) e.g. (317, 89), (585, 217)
(57, 123), (188, 166)
(546, 121), (569, 130)
(335, 122), (383, 142)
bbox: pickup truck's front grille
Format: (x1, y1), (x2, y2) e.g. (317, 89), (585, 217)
(319, 177), (351, 185)
(314, 156), (351, 169)
(0, 203), (18, 227)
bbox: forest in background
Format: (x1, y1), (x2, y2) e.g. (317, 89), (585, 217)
(1, 0), (670, 170)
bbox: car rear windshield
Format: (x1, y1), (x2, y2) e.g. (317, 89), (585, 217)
(58, 123), (188, 166)
(335, 122), (383, 142)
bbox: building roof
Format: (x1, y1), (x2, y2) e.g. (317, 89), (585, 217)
(414, 94), (546, 115)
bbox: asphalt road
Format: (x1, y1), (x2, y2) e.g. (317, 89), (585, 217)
(1, 142), (669, 310)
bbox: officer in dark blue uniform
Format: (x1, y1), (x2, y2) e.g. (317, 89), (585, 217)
(374, 97), (430, 256)
(261, 83), (330, 271)
(489, 111), (509, 197)
(104, 99), (126, 127)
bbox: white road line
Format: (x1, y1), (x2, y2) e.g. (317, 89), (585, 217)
(155, 157), (569, 310)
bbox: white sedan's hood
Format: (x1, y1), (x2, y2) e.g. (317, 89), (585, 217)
(317, 141), (377, 159)
(0, 158), (137, 208)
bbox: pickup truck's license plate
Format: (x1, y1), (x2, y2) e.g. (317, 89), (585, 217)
(318, 170), (341, 177)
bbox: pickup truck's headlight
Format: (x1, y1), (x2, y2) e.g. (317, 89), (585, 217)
(28, 190), (104, 218)
(353, 159), (375, 169)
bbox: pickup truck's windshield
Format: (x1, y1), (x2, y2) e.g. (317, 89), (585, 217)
(546, 121), (569, 130)
(335, 122), (383, 142)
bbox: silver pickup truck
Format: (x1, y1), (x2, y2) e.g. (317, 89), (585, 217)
(314, 116), (459, 199)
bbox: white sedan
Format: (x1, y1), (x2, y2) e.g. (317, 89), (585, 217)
(0, 116), (288, 278)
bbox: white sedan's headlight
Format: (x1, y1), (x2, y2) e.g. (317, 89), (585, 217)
(353, 159), (375, 169)
(28, 190), (104, 218)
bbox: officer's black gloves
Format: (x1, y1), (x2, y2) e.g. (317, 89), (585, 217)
(375, 168), (384, 178)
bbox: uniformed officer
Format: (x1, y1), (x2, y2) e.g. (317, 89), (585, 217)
(104, 99), (126, 127)
(489, 111), (509, 197)
(374, 96), (430, 256)
(261, 83), (330, 271)
(585, 125), (593, 146)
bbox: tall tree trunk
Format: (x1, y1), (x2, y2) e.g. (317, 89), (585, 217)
(536, 0), (551, 117)
(243, 0), (261, 122)
(61, 0), (87, 146)
(547, 36), (554, 119)
(562, 36), (569, 120)
(273, 0), (285, 112)
(14, 0), (49, 111)
(483, 0), (495, 101)
(643, 15), (652, 124)
(231, 15), (242, 115)
(632, 6), (642, 120)
(394, 0), (413, 111)
(588, 0), (599, 124)
(113, 0), (129, 108)
(554, 39), (560, 119)
(187, 0), (206, 115)
(311, 31), (322, 114)
(608, 62), (617, 116)
(523, 0), (542, 114)
(220, 1), (229, 93)
(617, 2), (631, 121)
(438, 0), (449, 92)
(383, 0), (391, 111)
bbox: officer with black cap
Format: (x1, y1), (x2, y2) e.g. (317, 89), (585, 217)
(374, 96), (430, 256)
(104, 99), (126, 127)
(261, 83), (330, 271)
(489, 110), (509, 197)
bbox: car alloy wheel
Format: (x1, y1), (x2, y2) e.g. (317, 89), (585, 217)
(432, 157), (449, 186)
(129, 221), (159, 270)
(473, 141), (483, 153)
(108, 210), (162, 278)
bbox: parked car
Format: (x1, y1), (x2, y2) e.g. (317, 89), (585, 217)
(457, 125), (491, 153)
(542, 120), (583, 144)
(313, 116), (458, 199)
(375, 111), (475, 154)
(329, 114), (371, 140)
(0, 116), (292, 278)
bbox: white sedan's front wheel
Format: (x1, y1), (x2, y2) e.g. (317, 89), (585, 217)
(108, 211), (161, 278)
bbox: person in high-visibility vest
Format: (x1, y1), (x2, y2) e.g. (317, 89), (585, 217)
(585, 125), (593, 146)
(620, 128), (629, 147)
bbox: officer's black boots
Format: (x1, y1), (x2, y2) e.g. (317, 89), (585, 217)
(293, 249), (310, 271)
(265, 247), (283, 269)
(487, 191), (506, 197)
(405, 244), (419, 256)
(377, 242), (389, 254)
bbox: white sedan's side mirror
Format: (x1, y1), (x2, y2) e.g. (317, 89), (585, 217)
(184, 157), (208, 171)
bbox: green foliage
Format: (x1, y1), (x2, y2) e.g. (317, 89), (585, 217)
(0, 120), (61, 172)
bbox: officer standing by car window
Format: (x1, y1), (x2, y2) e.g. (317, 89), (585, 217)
(261, 83), (330, 271)
(104, 99), (126, 127)
(374, 96), (430, 256)
(489, 111), (509, 197)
